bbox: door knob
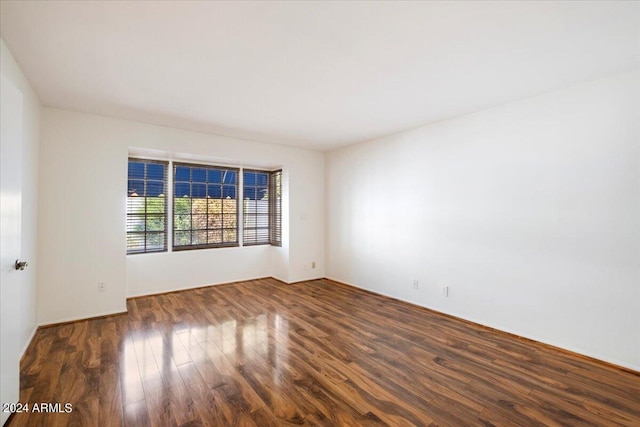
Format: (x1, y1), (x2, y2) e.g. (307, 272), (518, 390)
(14, 260), (28, 271)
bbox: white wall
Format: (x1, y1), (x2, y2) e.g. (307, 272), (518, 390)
(326, 71), (640, 370)
(0, 40), (40, 355)
(38, 108), (324, 324)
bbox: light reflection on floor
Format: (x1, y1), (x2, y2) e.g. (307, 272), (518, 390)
(121, 312), (290, 391)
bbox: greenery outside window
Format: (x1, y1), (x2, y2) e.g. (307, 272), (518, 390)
(173, 163), (239, 250)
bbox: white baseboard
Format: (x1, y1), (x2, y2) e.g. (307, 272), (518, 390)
(38, 308), (128, 328)
(19, 325), (38, 360)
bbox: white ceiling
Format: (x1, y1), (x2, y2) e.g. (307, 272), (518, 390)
(1, 1), (638, 151)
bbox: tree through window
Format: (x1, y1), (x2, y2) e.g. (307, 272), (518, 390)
(173, 163), (239, 250)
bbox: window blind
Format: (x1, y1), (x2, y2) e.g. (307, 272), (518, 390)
(269, 170), (282, 247)
(127, 158), (168, 254)
(242, 169), (282, 246)
(243, 170), (270, 245)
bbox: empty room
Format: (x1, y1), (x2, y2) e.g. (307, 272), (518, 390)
(1, 1), (638, 426)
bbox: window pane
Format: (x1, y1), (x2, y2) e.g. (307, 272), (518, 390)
(127, 197), (145, 214)
(146, 232), (165, 251)
(127, 215), (146, 232)
(244, 229), (256, 241)
(127, 159), (168, 254)
(256, 199), (268, 214)
(193, 230), (207, 245)
(244, 187), (257, 201)
(174, 214), (191, 230)
(127, 232), (145, 252)
(174, 231), (191, 246)
(256, 173), (268, 186)
(257, 187), (268, 200)
(147, 181), (164, 197)
(208, 214), (222, 229)
(175, 166), (190, 181)
(256, 229), (268, 241)
(244, 199), (256, 214)
(208, 184), (221, 198)
(224, 215), (237, 228)
(223, 229), (237, 243)
(147, 163), (165, 180)
(244, 213), (256, 228)
(192, 199), (207, 214)
(192, 215), (207, 230)
(269, 170), (282, 246)
(207, 199), (221, 214)
(192, 168), (206, 182)
(243, 169), (281, 246)
(244, 172), (255, 186)
(146, 216), (165, 232)
(223, 201), (237, 215)
(192, 183), (206, 198)
(223, 171), (236, 184)
(128, 180), (144, 196)
(256, 215), (268, 228)
(207, 230), (222, 244)
(175, 182), (191, 197)
(208, 169), (222, 183)
(128, 162), (145, 179)
(173, 163), (239, 250)
(174, 198), (191, 214)
(146, 197), (165, 213)
(223, 185), (236, 199)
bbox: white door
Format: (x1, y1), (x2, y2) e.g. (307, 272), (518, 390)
(0, 73), (24, 426)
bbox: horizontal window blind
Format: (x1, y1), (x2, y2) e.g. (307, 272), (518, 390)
(173, 162), (239, 250)
(243, 170), (270, 245)
(127, 160), (281, 254)
(127, 158), (168, 254)
(242, 169), (282, 246)
(269, 170), (282, 247)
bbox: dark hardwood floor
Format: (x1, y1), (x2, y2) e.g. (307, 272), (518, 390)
(8, 278), (640, 426)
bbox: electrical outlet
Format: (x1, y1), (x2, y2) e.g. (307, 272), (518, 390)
(98, 282), (106, 293)
(412, 280), (419, 289)
(311, 261), (316, 269)
(441, 285), (449, 297)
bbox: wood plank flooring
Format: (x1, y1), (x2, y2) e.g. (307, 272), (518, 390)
(8, 278), (640, 426)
